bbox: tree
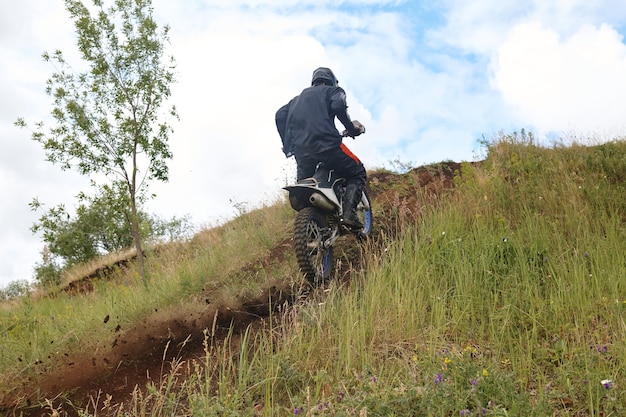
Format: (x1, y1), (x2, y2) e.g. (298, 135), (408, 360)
(16, 0), (178, 281)
(30, 183), (138, 269)
(33, 246), (63, 288)
(0, 279), (32, 301)
(29, 183), (193, 285)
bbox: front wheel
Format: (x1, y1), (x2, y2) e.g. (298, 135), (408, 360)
(294, 207), (333, 285)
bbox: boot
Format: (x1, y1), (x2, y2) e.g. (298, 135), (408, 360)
(342, 183), (364, 229)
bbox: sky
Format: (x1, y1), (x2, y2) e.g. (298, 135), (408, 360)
(2, 0), (626, 288)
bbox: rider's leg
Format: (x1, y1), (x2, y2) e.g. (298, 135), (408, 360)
(342, 182), (365, 228)
(322, 144), (367, 228)
(295, 156), (319, 181)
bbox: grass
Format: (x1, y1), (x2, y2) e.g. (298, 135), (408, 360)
(0, 199), (296, 397)
(3, 132), (626, 415)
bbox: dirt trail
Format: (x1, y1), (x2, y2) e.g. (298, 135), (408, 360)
(1, 163), (461, 416)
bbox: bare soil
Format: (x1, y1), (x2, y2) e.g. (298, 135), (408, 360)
(1, 162), (462, 416)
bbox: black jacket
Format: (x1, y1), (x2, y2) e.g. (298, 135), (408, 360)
(276, 84), (358, 158)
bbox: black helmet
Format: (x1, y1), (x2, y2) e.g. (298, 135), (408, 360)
(311, 67), (338, 87)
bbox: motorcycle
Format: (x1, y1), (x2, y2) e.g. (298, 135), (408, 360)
(283, 124), (373, 285)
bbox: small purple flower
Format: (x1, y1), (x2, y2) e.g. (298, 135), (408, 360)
(601, 379), (613, 389)
(435, 373), (443, 384)
(471, 379), (478, 386)
(337, 391), (345, 402)
(597, 345), (608, 353)
(371, 376), (377, 383)
(460, 409), (471, 416)
(294, 407), (304, 415)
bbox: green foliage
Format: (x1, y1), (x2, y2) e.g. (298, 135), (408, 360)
(33, 255), (63, 288)
(16, 0), (177, 183)
(15, 0), (178, 282)
(0, 280), (32, 301)
(29, 182), (191, 286)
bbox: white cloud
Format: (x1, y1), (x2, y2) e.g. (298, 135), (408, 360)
(3, 0), (626, 288)
(436, 0), (626, 55)
(491, 22), (626, 133)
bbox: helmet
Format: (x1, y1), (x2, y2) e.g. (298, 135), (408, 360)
(311, 67), (338, 87)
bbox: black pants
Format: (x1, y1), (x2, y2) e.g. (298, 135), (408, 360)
(296, 143), (366, 187)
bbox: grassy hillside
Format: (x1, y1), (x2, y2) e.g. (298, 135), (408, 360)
(3, 132), (626, 416)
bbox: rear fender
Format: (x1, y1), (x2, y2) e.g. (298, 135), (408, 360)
(283, 184), (340, 212)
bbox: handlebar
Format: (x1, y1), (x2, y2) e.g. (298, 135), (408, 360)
(341, 120), (366, 138)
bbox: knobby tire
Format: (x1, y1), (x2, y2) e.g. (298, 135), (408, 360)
(294, 207), (333, 285)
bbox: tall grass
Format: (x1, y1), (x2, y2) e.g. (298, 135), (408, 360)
(159, 134), (626, 416)
(6, 133), (626, 416)
(0, 200), (296, 398)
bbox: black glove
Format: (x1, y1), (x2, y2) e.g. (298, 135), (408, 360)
(343, 120), (365, 137)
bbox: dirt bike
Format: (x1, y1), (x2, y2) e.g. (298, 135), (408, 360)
(283, 124), (372, 285)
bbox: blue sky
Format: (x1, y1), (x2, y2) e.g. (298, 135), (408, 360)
(2, 0), (626, 287)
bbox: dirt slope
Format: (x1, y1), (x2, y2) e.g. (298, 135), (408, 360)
(2, 162), (462, 417)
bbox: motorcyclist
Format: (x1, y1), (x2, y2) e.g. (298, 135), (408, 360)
(275, 67), (367, 229)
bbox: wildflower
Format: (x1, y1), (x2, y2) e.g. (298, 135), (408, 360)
(371, 376), (377, 383)
(462, 345), (477, 355)
(596, 345), (608, 353)
(482, 369), (489, 377)
(337, 391), (345, 402)
(294, 406), (304, 415)
(471, 379), (478, 386)
(434, 373), (443, 384)
(601, 379), (613, 389)
(460, 409), (471, 416)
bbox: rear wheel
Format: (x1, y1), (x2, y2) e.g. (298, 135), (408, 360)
(294, 207), (333, 285)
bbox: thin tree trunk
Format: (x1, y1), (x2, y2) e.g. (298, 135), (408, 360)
(130, 138), (145, 282)
(130, 195), (145, 282)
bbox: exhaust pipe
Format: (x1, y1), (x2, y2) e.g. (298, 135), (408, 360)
(309, 193), (335, 212)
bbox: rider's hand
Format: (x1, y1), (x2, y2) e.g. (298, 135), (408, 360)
(342, 120), (366, 138)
